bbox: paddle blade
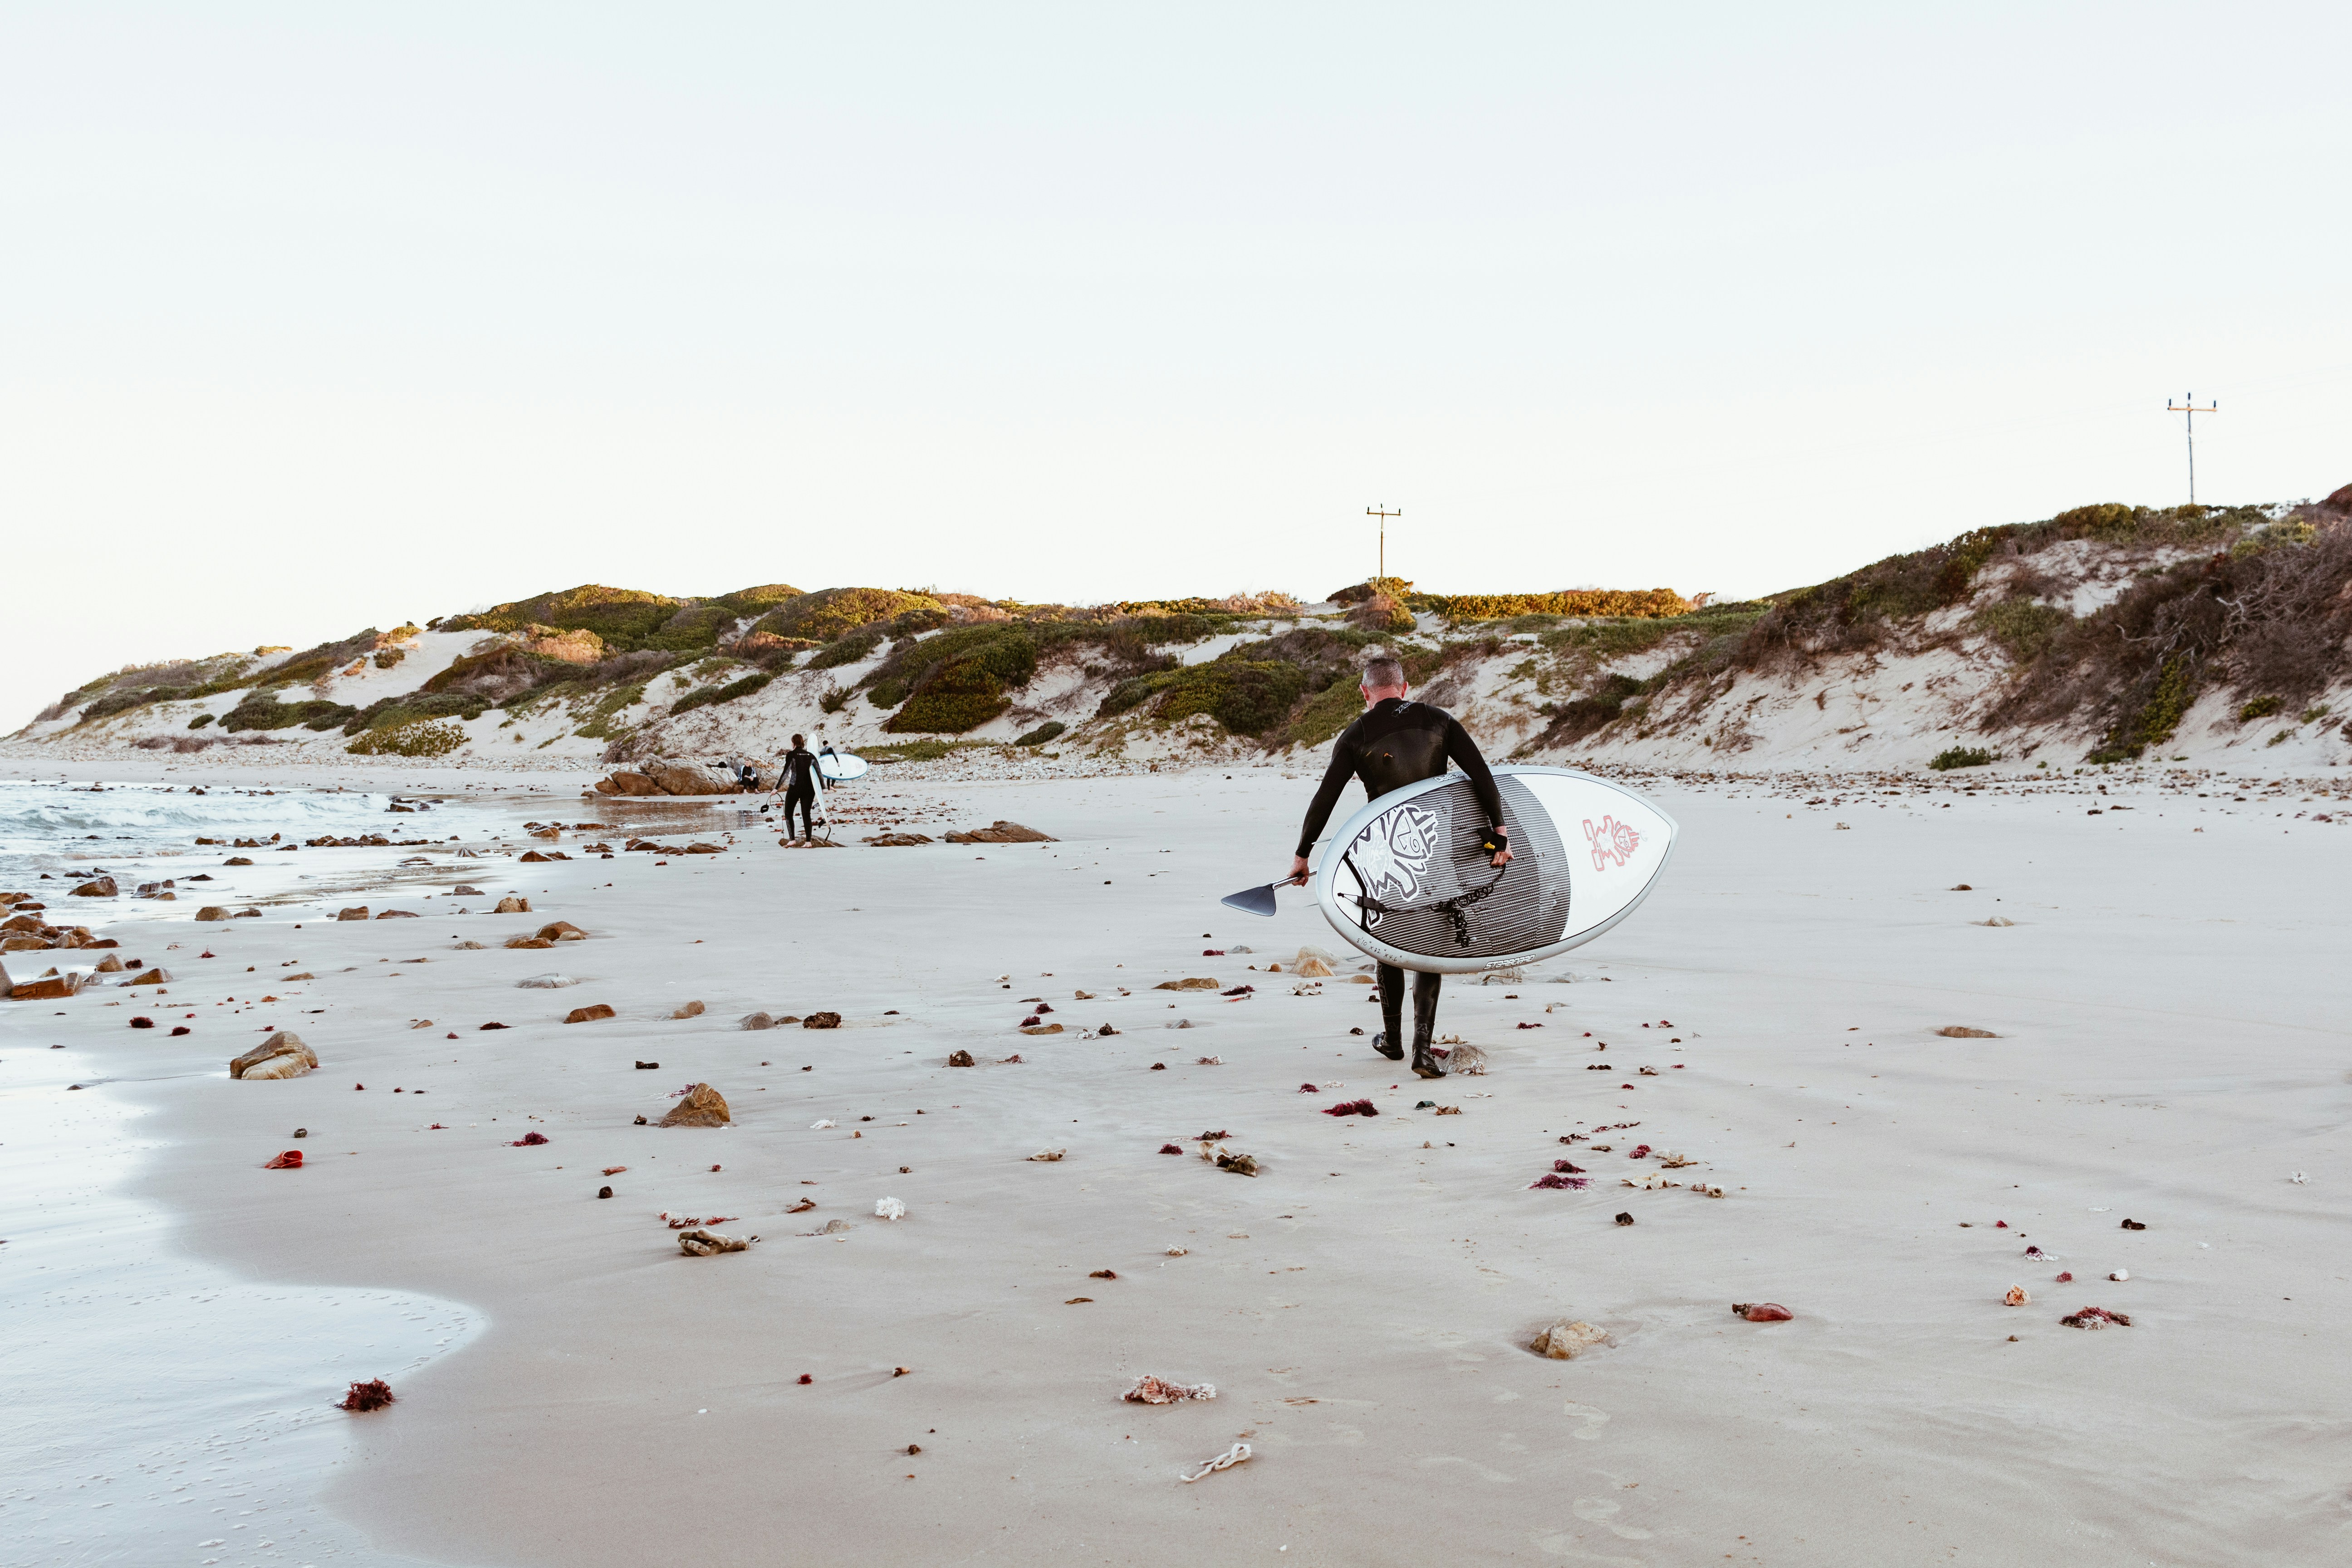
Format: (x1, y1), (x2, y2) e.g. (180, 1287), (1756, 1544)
(1220, 883), (1280, 918)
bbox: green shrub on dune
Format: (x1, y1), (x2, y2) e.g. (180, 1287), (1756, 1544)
(807, 626), (889, 670)
(671, 671), (774, 715)
(709, 583), (806, 616)
(1280, 678), (1372, 749)
(219, 693), (360, 732)
(884, 627), (1040, 734)
(755, 588), (946, 644)
(435, 583), (811, 656)
(346, 718), (466, 757)
(644, 603), (743, 651)
(439, 586), (690, 649)
(338, 691), (493, 736)
(1107, 658), (1306, 737)
(1973, 599), (2073, 662)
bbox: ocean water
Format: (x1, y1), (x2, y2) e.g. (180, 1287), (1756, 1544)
(1, 780), (505, 1567)
(0, 782), (480, 876)
(0, 1057), (481, 1568)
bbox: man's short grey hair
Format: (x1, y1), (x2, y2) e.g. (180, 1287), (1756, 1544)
(1361, 655), (1406, 691)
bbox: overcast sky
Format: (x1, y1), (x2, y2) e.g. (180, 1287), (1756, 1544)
(7, 2), (2349, 727)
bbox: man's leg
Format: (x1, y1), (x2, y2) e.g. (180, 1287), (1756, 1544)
(1411, 969), (1447, 1078)
(1373, 963), (1405, 1059)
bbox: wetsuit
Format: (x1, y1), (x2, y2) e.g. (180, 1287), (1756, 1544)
(779, 747), (820, 839)
(1295, 698), (1507, 1074)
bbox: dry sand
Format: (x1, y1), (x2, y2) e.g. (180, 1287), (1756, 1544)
(6, 765), (2350, 1565)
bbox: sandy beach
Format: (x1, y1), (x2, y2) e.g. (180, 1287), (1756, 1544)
(4, 760), (2347, 1567)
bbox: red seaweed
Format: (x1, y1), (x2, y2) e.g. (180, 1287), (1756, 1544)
(338, 1379), (395, 1412)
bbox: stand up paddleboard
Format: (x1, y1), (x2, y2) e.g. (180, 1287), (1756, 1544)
(1309, 765), (1676, 974)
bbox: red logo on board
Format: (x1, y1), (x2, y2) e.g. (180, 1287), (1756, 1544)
(1583, 815), (1642, 871)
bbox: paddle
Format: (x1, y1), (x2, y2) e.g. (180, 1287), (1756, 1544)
(1219, 881), (1288, 917)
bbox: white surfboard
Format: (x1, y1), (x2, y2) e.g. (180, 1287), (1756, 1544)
(817, 749), (868, 783)
(1310, 765), (1677, 974)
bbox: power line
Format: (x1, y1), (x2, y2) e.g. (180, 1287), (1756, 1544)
(1366, 504), (1401, 582)
(2166, 393), (2219, 505)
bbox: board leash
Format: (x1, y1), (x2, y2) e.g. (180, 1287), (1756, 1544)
(1339, 851), (1511, 949)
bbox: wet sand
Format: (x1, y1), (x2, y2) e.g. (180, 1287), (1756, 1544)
(9, 769), (2350, 1566)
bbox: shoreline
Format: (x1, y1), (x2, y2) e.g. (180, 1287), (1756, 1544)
(0, 1024), (481, 1568)
(7, 764), (2350, 1564)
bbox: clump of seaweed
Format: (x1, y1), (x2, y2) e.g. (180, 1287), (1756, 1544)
(338, 1379), (396, 1411)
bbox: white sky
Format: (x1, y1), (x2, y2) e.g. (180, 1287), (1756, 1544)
(7, 2), (2350, 727)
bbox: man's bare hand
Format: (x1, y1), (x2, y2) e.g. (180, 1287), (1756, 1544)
(1286, 853), (1312, 887)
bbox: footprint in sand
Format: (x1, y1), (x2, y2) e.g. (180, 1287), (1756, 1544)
(1572, 1496), (1654, 1540)
(1563, 1400), (1612, 1441)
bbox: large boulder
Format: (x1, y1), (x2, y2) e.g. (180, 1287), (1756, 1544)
(942, 822), (1056, 844)
(605, 771), (662, 797)
(659, 1083), (731, 1127)
(71, 877), (118, 897)
(231, 1031), (318, 1080)
(10, 970), (81, 1001)
(648, 762), (726, 797)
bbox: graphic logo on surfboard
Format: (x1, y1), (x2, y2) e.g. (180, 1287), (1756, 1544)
(1583, 814), (1642, 871)
(1346, 804), (1441, 923)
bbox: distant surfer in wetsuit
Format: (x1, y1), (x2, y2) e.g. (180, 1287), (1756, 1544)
(778, 734), (820, 843)
(1287, 655), (1511, 1079)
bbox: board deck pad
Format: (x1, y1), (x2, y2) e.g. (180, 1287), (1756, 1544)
(1313, 766), (1676, 974)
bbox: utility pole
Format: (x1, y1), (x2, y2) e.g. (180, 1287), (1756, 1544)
(2166, 393), (2218, 505)
(1366, 505), (1401, 583)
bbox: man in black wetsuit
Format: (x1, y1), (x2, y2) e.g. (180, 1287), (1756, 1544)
(777, 734), (821, 842)
(1287, 655), (1511, 1079)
